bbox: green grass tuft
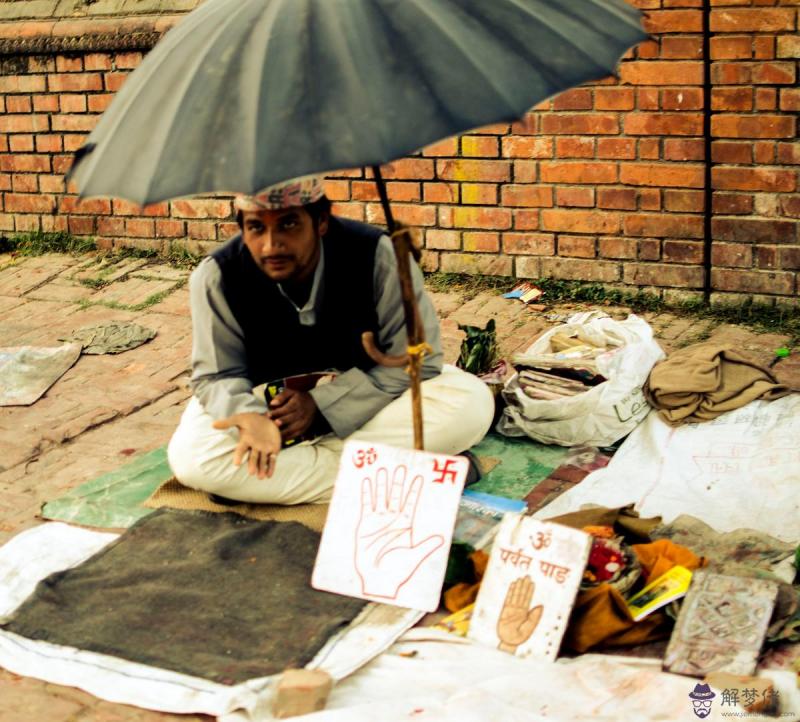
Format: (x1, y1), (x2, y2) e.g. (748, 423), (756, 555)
(0, 231), (97, 256)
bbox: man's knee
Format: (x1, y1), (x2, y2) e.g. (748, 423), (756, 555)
(167, 428), (222, 493)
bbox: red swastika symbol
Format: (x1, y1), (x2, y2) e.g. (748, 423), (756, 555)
(432, 458), (459, 484)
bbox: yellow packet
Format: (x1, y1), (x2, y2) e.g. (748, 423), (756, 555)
(626, 565), (692, 622)
(434, 603), (474, 637)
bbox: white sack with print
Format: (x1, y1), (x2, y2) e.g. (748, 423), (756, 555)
(496, 311), (664, 447)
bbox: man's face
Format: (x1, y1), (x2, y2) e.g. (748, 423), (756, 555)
(241, 206), (328, 283)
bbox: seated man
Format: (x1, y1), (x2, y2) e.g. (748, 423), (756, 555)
(168, 176), (494, 505)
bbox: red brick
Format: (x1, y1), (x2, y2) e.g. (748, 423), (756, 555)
(625, 113), (704, 136)
(663, 240), (704, 264)
(753, 35), (776, 61)
(509, 115), (538, 135)
(63, 134), (86, 152)
(437, 159), (510, 182)
(51, 114), (97, 132)
(638, 239), (661, 261)
(710, 36), (753, 60)
(452, 206), (511, 230)
(712, 217), (796, 244)
(637, 87), (660, 110)
(643, 9), (703, 33)
(541, 114), (619, 135)
(32, 94), (59, 112)
(713, 166), (796, 192)
(780, 88), (800, 111)
(710, 9), (796, 32)
(620, 61), (703, 85)
(124, 218), (156, 237)
(58, 196), (112, 214)
(155, 219), (186, 237)
(755, 87), (778, 111)
(663, 138), (705, 162)
(664, 189), (705, 212)
(597, 138), (636, 160)
(711, 141), (752, 164)
(512, 210), (540, 230)
(636, 40), (660, 60)
(59, 94), (86, 113)
(9, 135), (33, 153)
(779, 247), (800, 270)
(754, 141), (775, 164)
(513, 161), (538, 183)
(558, 235), (596, 258)
(422, 137), (458, 157)
(502, 232), (554, 255)
(104, 72), (129, 92)
(115, 51), (143, 69)
(11, 173), (37, 192)
(539, 257), (620, 283)
(52, 154), (73, 173)
(84, 53), (113, 71)
(0, 154), (50, 172)
(712, 114), (795, 139)
(423, 182), (458, 203)
(551, 88), (593, 111)
(639, 188), (661, 211)
(322, 178), (350, 201)
(541, 209), (620, 234)
(540, 161), (617, 184)
(3, 192), (55, 213)
(425, 229), (461, 250)
(440, 253), (512, 276)
(97, 217), (125, 236)
(5, 95), (32, 113)
(501, 136), (552, 159)
(461, 136), (499, 158)
(595, 87), (635, 110)
(351, 181), (379, 202)
(638, 138), (661, 160)
(48, 73), (103, 92)
(461, 183), (498, 205)
(379, 158), (434, 180)
(753, 62), (795, 85)
(661, 37), (703, 62)
(777, 142), (800, 165)
(711, 62), (753, 86)
(713, 192), (753, 215)
(598, 187), (638, 210)
(620, 163), (705, 188)
(381, 203), (437, 227)
(501, 185), (553, 208)
(661, 88), (704, 110)
(0, 115), (48, 133)
(782, 195), (800, 218)
(463, 232), (500, 252)
(0, 76), (45, 93)
(625, 262), (704, 288)
(171, 199), (232, 219)
(555, 187), (595, 208)
(39, 174), (65, 193)
(555, 137), (595, 158)
(711, 87), (752, 111)
(598, 236), (637, 259)
(386, 181), (421, 202)
(712, 268), (794, 295)
(624, 213), (704, 238)
(712, 243), (753, 268)
(68, 215), (95, 235)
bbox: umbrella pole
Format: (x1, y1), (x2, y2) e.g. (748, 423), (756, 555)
(372, 165), (426, 451)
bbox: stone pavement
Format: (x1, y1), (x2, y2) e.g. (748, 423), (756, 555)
(0, 251), (798, 722)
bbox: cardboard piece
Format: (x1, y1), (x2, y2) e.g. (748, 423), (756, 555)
(312, 441), (467, 612)
(468, 515), (591, 660)
(664, 571), (779, 677)
(273, 669), (333, 718)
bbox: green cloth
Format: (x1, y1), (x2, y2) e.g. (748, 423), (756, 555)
(40, 447), (170, 528)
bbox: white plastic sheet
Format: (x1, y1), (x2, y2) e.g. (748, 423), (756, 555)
(536, 396), (800, 543)
(497, 312), (664, 447)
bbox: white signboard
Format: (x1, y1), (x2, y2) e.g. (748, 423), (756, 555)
(468, 515), (591, 660)
(312, 440), (467, 612)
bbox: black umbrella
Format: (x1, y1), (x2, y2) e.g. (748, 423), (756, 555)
(68, 0), (646, 449)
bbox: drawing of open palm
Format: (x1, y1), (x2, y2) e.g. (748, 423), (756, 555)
(497, 575), (543, 653)
(354, 465), (444, 599)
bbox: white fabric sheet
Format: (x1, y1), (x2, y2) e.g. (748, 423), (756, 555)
(0, 522), (419, 718)
(536, 396), (800, 542)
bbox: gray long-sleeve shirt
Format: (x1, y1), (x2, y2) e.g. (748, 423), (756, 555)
(189, 233), (443, 438)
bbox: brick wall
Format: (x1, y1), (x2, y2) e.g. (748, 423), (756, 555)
(0, 0), (797, 303)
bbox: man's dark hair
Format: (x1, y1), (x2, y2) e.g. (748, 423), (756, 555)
(235, 195), (332, 233)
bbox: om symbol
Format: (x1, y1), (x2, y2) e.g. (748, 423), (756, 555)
(353, 447), (378, 469)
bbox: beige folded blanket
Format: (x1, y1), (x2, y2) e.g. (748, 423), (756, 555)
(644, 343), (792, 425)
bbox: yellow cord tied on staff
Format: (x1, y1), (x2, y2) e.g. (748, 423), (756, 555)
(407, 342), (432, 358)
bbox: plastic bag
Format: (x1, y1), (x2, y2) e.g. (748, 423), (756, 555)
(496, 311), (664, 447)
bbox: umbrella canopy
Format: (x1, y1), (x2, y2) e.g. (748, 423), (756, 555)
(69, 0), (646, 205)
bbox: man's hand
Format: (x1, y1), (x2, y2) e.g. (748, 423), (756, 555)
(269, 388), (318, 442)
(212, 412), (281, 479)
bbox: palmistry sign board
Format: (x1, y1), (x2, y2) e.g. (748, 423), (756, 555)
(468, 515), (591, 660)
(312, 440), (467, 612)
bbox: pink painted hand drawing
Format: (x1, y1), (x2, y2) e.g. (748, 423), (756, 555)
(354, 465), (444, 600)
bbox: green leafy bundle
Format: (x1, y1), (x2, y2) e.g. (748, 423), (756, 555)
(457, 319), (498, 375)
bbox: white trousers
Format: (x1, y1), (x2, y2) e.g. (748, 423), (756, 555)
(167, 365), (494, 505)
